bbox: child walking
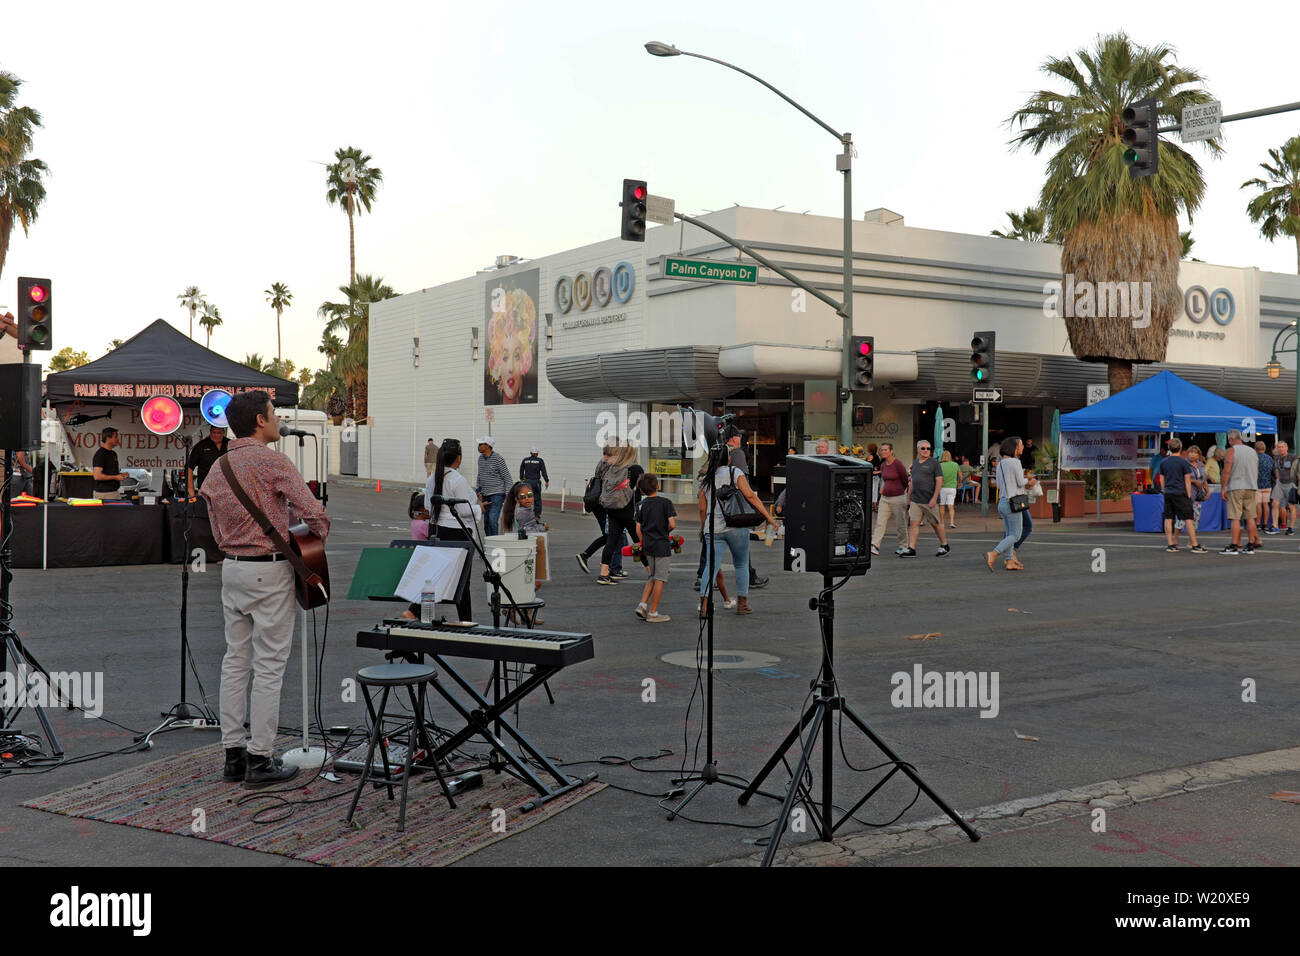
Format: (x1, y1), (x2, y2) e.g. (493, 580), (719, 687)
(634, 473), (676, 623)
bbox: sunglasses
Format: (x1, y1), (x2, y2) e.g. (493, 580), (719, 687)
(517, 492), (534, 499)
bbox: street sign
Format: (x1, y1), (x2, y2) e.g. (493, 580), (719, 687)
(1086, 383), (1110, 406)
(1182, 101), (1221, 142)
(646, 194), (675, 226)
(972, 387), (1003, 403)
(663, 256), (757, 284)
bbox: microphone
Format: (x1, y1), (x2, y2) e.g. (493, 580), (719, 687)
(428, 494), (470, 506)
(280, 427), (310, 438)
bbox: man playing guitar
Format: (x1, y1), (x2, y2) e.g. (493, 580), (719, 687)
(200, 390), (330, 787)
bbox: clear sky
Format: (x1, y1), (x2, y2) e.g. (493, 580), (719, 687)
(2, 0), (1297, 377)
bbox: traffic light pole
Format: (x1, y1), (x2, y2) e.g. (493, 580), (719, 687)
(980, 402), (990, 518)
(839, 136), (854, 451)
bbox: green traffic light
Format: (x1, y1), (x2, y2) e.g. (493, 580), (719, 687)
(1123, 148), (1137, 166)
(972, 368), (986, 382)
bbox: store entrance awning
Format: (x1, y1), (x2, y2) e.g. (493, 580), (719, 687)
(546, 346), (755, 403)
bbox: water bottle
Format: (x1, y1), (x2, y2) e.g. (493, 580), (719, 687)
(420, 578), (437, 624)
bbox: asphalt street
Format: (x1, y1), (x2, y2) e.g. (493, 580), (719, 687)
(3, 481), (1299, 869)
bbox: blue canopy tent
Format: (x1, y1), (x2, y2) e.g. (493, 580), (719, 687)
(1059, 370), (1277, 528)
(1059, 370), (1277, 434)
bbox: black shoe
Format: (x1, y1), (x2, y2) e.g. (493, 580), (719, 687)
(935, 545), (951, 557)
(243, 754), (299, 789)
(750, 575), (770, 589)
(596, 575), (619, 585)
(898, 548), (917, 558)
(693, 579), (700, 591)
(576, 553), (590, 574)
(1242, 545), (1257, 555)
(1219, 545), (1239, 555)
(223, 746), (247, 782)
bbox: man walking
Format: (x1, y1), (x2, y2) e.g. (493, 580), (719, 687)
(1256, 440), (1275, 533)
(424, 437), (437, 477)
(474, 436), (512, 536)
(520, 446), (549, 517)
(200, 390), (330, 787)
(1268, 441), (1294, 534)
(1156, 438), (1206, 553)
(871, 441), (909, 556)
(901, 440), (950, 558)
(1220, 429), (1260, 555)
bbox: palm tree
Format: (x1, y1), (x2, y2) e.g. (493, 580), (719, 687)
(325, 147), (383, 286)
(199, 302), (223, 348)
(177, 286), (204, 339)
(1180, 230), (1195, 260)
(991, 206), (1059, 242)
(317, 273), (396, 418)
(265, 281), (293, 362)
(1242, 136), (1300, 273)
(243, 353), (267, 372)
(0, 71), (48, 280)
(106, 338), (125, 353)
(1008, 33), (1219, 393)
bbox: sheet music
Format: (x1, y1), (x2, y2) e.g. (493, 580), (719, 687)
(394, 546), (468, 604)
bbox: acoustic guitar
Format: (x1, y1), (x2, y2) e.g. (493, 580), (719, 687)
(288, 522), (330, 609)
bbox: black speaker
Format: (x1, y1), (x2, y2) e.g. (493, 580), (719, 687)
(782, 454), (872, 575)
(0, 363), (42, 451)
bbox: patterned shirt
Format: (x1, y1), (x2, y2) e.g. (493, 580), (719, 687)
(1257, 452), (1275, 489)
(475, 451), (513, 497)
(200, 437), (330, 556)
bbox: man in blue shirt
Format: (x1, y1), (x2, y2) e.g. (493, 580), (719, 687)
(1156, 438), (1205, 552)
(1256, 441), (1276, 533)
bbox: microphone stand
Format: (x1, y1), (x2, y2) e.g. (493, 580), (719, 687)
(282, 431), (327, 772)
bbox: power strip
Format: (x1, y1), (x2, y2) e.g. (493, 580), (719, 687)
(170, 718), (220, 729)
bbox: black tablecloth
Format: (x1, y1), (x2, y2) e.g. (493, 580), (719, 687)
(167, 498), (226, 565)
(9, 503), (169, 568)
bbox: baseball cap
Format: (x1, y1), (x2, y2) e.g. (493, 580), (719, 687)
(477, 435), (495, 448)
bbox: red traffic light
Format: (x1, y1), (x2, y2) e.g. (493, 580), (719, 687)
(28, 284), (48, 303)
(632, 185), (646, 200)
(857, 341), (873, 356)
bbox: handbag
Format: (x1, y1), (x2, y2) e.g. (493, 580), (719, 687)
(1008, 494), (1031, 513)
(583, 463), (606, 513)
(715, 467), (765, 528)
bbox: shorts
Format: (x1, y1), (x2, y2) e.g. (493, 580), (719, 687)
(1256, 489), (1271, 506)
(1225, 488), (1256, 520)
(646, 554), (670, 582)
(1271, 483), (1292, 503)
(938, 487), (956, 506)
(1162, 494), (1194, 522)
(909, 501), (941, 525)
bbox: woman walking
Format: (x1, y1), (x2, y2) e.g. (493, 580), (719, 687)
(576, 445), (614, 574)
(698, 445), (778, 615)
(596, 443), (641, 586)
(986, 436), (1036, 572)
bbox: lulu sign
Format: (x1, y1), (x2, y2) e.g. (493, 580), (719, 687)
(554, 262), (635, 314)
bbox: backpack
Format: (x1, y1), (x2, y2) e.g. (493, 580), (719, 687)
(599, 464), (634, 510)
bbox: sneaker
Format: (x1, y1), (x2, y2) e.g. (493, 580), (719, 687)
(870, 545), (880, 556)
(1165, 545), (1179, 552)
(646, 612), (671, 623)
(723, 598), (738, 610)
(612, 569), (630, 578)
(750, 575), (770, 589)
(1264, 527), (1280, 535)
(898, 548), (917, 558)
(693, 579), (700, 592)
(1219, 545), (1239, 555)
(243, 754), (299, 789)
(597, 575), (619, 585)
(576, 554), (591, 574)
(894, 546), (908, 555)
(935, 544), (951, 557)
(1286, 528), (1295, 536)
(635, 603), (648, 620)
(1190, 545), (1208, 553)
(223, 747), (247, 782)
(1242, 545), (1257, 555)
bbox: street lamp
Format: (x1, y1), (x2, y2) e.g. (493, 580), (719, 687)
(646, 41), (858, 448)
(1266, 319), (1299, 448)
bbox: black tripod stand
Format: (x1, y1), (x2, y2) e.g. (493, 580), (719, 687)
(738, 571), (980, 866)
(1, 447), (65, 756)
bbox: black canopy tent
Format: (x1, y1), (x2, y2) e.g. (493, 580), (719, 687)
(45, 319), (298, 407)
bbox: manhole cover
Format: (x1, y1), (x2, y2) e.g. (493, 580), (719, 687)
(660, 649), (781, 670)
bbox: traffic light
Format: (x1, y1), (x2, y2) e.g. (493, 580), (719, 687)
(853, 405), (873, 427)
(1121, 99), (1159, 180)
(971, 331), (996, 385)
(620, 179), (647, 241)
(17, 277), (52, 351)
(850, 335), (874, 390)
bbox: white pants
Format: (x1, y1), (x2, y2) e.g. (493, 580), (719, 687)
(219, 560), (296, 756)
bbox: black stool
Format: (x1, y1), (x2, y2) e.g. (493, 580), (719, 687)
(345, 662), (455, 831)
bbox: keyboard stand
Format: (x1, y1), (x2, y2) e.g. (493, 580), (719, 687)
(404, 650), (596, 811)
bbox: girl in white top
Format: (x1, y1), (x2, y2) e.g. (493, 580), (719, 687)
(425, 439), (483, 536)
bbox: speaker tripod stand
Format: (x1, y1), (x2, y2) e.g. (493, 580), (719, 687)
(738, 572), (980, 866)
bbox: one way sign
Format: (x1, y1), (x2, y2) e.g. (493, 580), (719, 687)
(973, 387), (1004, 403)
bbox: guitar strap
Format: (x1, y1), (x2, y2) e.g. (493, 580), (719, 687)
(218, 454), (324, 594)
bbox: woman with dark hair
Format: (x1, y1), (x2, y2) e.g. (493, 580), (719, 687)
(577, 444), (616, 574)
(985, 436), (1036, 572)
(501, 481), (547, 534)
(413, 438), (481, 621)
(699, 444), (777, 615)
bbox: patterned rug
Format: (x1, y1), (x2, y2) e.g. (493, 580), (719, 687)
(23, 741), (603, 866)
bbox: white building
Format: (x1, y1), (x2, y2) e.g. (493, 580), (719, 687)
(366, 206), (1300, 503)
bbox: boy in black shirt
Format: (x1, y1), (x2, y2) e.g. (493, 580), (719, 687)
(1157, 438), (1205, 553)
(92, 427), (128, 499)
(634, 473), (676, 623)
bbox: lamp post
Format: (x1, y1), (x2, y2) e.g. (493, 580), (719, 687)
(646, 42), (857, 448)
(1266, 319), (1299, 449)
